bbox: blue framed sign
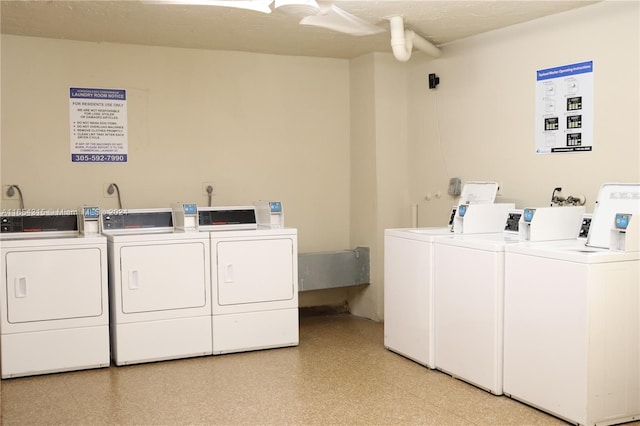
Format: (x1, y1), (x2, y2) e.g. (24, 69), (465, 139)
(535, 61), (593, 154)
(69, 87), (128, 162)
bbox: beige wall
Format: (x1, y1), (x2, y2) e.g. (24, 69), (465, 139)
(348, 53), (410, 320)
(406, 0), (640, 227)
(0, 35), (353, 308)
(346, 0), (639, 320)
(1, 0), (638, 320)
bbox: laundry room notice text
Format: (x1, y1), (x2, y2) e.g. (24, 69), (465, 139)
(69, 87), (128, 162)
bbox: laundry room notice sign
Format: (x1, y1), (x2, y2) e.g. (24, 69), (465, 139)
(535, 61), (593, 154)
(69, 87), (128, 162)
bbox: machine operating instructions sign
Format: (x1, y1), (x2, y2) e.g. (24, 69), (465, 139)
(535, 61), (593, 154)
(69, 87), (128, 162)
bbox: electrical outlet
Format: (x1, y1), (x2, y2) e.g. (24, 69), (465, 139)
(103, 183), (116, 198)
(202, 182), (215, 196)
(2, 185), (15, 200)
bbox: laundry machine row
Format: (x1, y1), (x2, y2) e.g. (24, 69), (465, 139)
(384, 182), (640, 426)
(102, 205), (298, 366)
(0, 204), (298, 378)
(384, 181), (504, 368)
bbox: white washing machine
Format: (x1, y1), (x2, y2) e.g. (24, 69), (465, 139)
(433, 231), (518, 394)
(503, 183), (640, 425)
(102, 208), (212, 365)
(207, 226), (298, 355)
(433, 205), (586, 395)
(0, 212), (109, 378)
(384, 227), (454, 368)
(503, 243), (639, 425)
(383, 181), (501, 367)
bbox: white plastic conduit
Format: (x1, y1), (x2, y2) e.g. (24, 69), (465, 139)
(390, 15), (441, 62)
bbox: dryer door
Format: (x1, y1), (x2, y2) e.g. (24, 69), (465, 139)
(215, 238), (294, 306)
(5, 248), (104, 323)
(119, 242), (207, 313)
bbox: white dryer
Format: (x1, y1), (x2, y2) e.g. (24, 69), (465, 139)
(0, 212), (109, 378)
(206, 223), (298, 355)
(102, 208), (212, 365)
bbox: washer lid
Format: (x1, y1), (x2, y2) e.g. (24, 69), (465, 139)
(434, 232), (519, 251)
(460, 181), (499, 205)
(506, 240), (640, 263)
(384, 227), (453, 242)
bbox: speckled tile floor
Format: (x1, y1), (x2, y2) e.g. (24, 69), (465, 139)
(0, 313), (635, 425)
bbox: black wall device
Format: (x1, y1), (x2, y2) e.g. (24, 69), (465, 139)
(428, 73), (440, 89)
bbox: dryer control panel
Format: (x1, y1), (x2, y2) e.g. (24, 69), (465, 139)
(101, 210), (173, 232)
(1, 213), (78, 233)
(199, 206), (257, 231)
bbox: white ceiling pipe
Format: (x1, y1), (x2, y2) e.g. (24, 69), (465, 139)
(390, 16), (412, 61)
(408, 29), (441, 58)
(389, 15), (441, 62)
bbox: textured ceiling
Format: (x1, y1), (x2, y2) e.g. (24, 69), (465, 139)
(0, 0), (600, 59)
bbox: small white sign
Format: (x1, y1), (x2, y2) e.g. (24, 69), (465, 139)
(70, 87), (128, 162)
(535, 61), (593, 154)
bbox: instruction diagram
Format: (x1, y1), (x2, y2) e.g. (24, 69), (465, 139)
(535, 61), (593, 154)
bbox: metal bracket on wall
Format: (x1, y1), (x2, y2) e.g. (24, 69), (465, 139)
(298, 247), (370, 292)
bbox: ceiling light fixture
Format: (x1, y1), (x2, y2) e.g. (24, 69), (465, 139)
(145, 0), (384, 36)
(274, 0), (319, 16)
(145, 0), (273, 14)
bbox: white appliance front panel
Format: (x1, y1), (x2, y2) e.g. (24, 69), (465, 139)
(213, 237), (297, 313)
(504, 252), (640, 425)
(119, 242), (208, 314)
(111, 316), (212, 365)
(3, 248), (105, 325)
(383, 234), (434, 367)
(212, 308), (298, 354)
(504, 252), (588, 422)
(1, 326), (109, 378)
(434, 242), (504, 394)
